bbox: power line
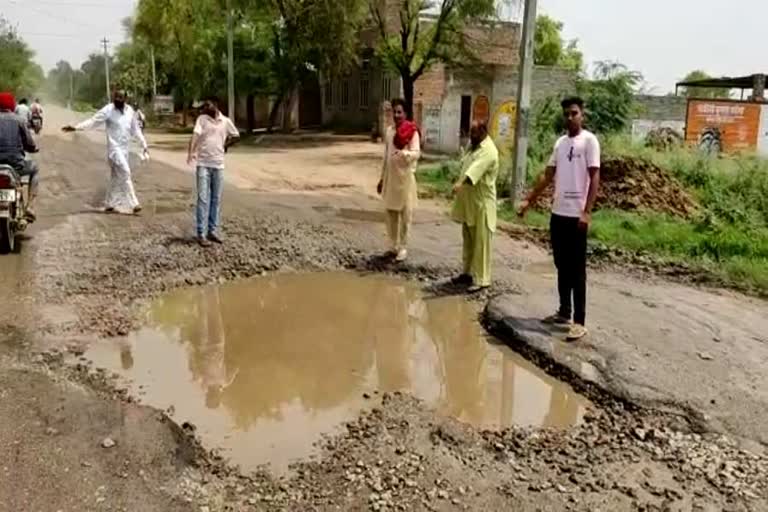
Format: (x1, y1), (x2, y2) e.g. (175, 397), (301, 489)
(5, 0), (103, 30)
(20, 0), (127, 6)
(18, 32), (82, 39)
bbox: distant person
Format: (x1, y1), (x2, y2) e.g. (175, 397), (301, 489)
(30, 97), (43, 131)
(0, 92), (39, 220)
(518, 96), (601, 341)
(377, 98), (421, 262)
(30, 98), (43, 117)
(186, 96), (240, 247)
(450, 120), (499, 293)
(62, 89), (149, 214)
(14, 98), (31, 123)
(135, 104), (146, 132)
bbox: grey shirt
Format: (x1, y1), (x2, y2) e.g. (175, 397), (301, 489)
(0, 111), (37, 169)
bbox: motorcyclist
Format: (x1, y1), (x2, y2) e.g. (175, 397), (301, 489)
(0, 92), (39, 221)
(135, 104), (146, 131)
(30, 98), (43, 129)
(15, 98), (31, 125)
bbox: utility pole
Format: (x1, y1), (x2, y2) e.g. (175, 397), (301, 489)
(226, 0), (235, 120)
(150, 46), (157, 99)
(510, 0), (537, 204)
(101, 37), (111, 101)
(68, 68), (74, 110)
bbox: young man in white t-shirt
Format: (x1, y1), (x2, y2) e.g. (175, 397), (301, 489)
(187, 97), (240, 247)
(518, 97), (601, 341)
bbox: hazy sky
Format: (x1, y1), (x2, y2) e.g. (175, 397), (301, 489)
(3, 0), (766, 93)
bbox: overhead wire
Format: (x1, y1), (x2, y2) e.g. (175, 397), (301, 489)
(3, 0), (105, 30)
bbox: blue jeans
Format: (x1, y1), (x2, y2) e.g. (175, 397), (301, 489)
(196, 166), (223, 237)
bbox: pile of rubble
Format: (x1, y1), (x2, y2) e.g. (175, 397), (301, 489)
(536, 154), (698, 217)
(645, 127), (684, 151)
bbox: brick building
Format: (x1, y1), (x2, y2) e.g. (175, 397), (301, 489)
(322, 2), (576, 152)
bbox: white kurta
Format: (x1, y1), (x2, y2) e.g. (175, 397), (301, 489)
(76, 104), (148, 213)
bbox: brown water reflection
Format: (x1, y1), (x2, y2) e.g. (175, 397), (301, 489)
(86, 272), (588, 473)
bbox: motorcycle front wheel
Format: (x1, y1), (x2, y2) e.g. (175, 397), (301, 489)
(0, 218), (15, 254)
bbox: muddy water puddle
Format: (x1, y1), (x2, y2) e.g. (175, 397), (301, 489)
(84, 272), (588, 473)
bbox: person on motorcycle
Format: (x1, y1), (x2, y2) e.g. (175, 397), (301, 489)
(0, 92), (39, 221)
(30, 98), (43, 129)
(15, 98), (31, 124)
(31, 98), (43, 117)
(135, 104), (146, 132)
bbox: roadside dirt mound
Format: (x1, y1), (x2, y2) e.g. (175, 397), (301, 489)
(537, 155), (697, 217)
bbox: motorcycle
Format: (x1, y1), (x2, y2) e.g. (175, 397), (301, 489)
(0, 165), (30, 254)
(30, 114), (42, 135)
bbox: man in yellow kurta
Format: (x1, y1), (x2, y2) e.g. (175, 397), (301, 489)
(451, 121), (499, 292)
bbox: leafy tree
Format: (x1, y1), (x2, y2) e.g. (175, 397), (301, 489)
(131, 0), (363, 128)
(113, 42), (165, 106)
(533, 14), (582, 71)
(0, 17), (43, 94)
(530, 61), (642, 154)
(577, 61), (642, 134)
(679, 70), (731, 99)
(45, 60), (77, 104)
(112, 16), (165, 106)
(370, 0), (497, 119)
(134, 0), (224, 122)
(246, 0), (366, 128)
(77, 53), (113, 107)
(576, 61), (643, 133)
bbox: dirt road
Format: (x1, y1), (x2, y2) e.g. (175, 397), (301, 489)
(1, 107), (767, 511)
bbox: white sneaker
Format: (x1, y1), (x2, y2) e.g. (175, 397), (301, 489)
(395, 248), (408, 262)
(566, 324), (588, 341)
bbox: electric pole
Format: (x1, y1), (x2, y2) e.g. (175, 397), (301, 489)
(68, 68), (74, 110)
(226, 0), (235, 120)
(511, 0), (537, 204)
(150, 46), (157, 99)
(101, 37), (111, 101)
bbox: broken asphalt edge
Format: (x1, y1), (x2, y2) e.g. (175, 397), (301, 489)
(482, 294), (710, 435)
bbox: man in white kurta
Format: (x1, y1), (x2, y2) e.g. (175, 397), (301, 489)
(63, 90), (149, 214)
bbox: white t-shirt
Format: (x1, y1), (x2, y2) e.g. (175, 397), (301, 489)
(15, 104), (31, 121)
(547, 130), (600, 218)
(193, 113), (240, 169)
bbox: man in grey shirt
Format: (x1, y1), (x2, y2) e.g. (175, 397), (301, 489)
(0, 92), (39, 220)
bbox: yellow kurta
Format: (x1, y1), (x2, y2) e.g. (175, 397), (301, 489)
(381, 127), (421, 250)
(451, 137), (499, 286)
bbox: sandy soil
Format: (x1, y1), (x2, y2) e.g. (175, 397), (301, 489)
(0, 106), (766, 511)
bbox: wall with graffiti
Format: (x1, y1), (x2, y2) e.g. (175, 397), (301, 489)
(685, 99), (762, 154)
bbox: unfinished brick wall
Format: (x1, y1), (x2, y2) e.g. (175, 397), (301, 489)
(414, 65), (447, 107)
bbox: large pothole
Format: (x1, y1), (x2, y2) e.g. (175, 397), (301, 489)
(82, 272), (589, 473)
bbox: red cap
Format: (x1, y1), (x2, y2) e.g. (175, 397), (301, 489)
(0, 92), (15, 111)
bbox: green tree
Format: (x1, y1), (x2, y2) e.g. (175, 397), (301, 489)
(370, 0), (497, 119)
(134, 0), (224, 123)
(530, 60), (641, 152)
(0, 17), (43, 94)
(577, 61), (642, 134)
(679, 70), (731, 99)
(113, 42), (165, 105)
(112, 16), (164, 106)
(533, 14), (582, 71)
(77, 53), (113, 107)
(45, 60), (76, 104)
